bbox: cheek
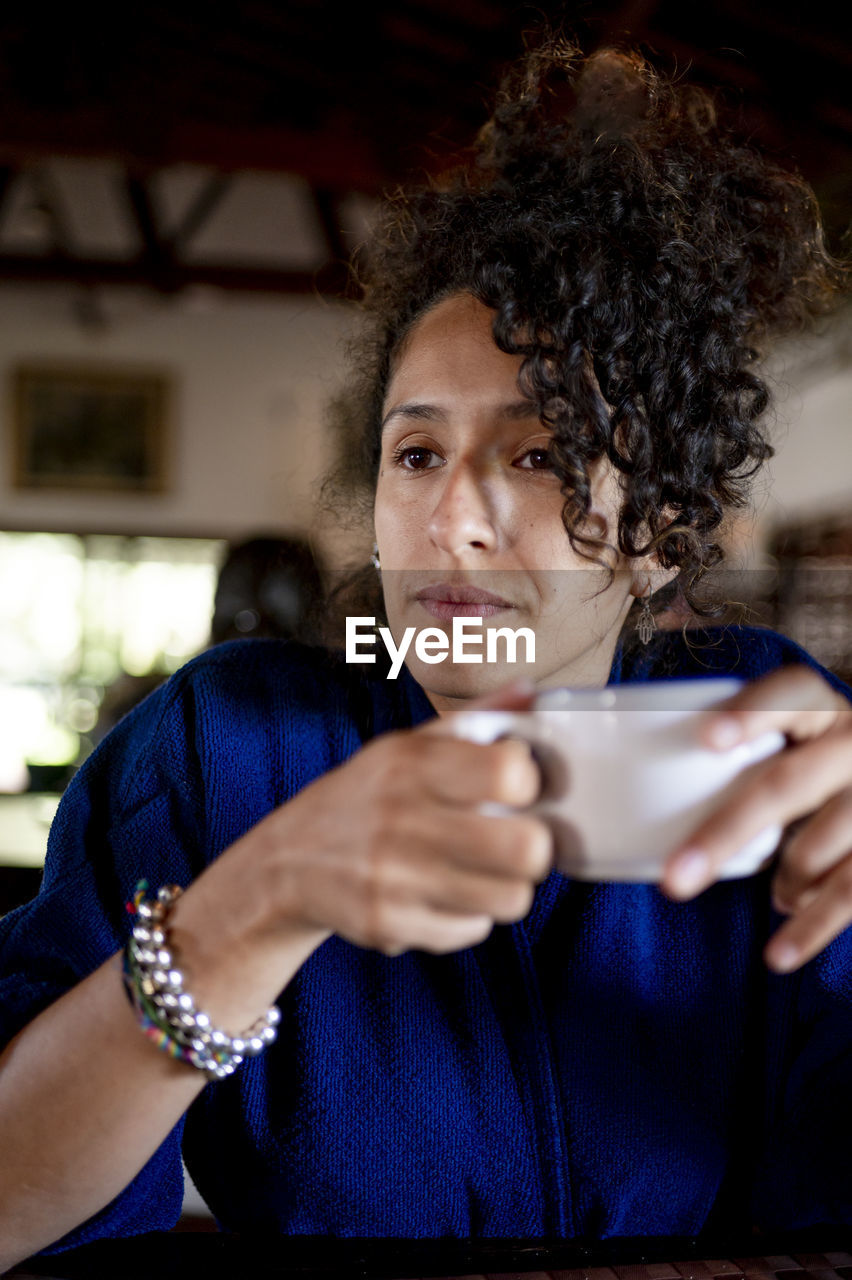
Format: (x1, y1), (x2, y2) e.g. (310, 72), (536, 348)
(520, 521), (579, 574)
(372, 476), (394, 533)
(374, 479), (428, 541)
(534, 574), (585, 619)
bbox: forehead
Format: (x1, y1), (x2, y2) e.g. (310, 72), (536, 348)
(384, 293), (524, 404)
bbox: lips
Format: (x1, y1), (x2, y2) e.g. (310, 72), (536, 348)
(414, 582), (515, 620)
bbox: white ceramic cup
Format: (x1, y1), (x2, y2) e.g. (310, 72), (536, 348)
(450, 677), (786, 882)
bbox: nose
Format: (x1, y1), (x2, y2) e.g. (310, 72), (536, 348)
(427, 462), (499, 557)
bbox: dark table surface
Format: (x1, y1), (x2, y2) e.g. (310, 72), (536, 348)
(7, 1230), (852, 1280)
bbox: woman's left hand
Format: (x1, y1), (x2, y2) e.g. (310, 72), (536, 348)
(661, 664), (852, 973)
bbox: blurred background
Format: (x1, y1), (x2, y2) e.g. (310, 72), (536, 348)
(0, 0), (850, 911)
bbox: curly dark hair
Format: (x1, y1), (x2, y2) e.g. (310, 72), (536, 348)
(323, 35), (847, 634)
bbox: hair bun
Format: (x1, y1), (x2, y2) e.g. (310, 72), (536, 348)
(475, 41), (653, 176)
(572, 49), (649, 137)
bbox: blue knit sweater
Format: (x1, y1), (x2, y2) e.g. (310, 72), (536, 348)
(2, 626), (852, 1253)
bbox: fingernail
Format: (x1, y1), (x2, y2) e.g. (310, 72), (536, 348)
(667, 849), (710, 898)
(707, 715), (741, 749)
(766, 942), (799, 973)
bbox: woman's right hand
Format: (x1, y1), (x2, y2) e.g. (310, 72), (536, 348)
(223, 681), (552, 960)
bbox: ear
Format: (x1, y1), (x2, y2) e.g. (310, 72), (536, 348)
(627, 557), (679, 600)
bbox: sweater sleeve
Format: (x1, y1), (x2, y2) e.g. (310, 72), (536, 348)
(0, 670), (208, 1251)
(0, 638), (361, 1253)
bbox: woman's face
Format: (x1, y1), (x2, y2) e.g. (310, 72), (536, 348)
(374, 292), (657, 713)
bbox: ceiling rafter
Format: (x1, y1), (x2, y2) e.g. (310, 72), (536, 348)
(124, 173), (176, 290)
(0, 166), (16, 233)
(30, 165), (75, 257)
(0, 115), (387, 191)
(0, 252), (351, 296)
(0, 2), (848, 294)
(169, 174), (232, 253)
(311, 188), (349, 265)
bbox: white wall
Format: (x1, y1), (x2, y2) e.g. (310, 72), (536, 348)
(0, 284), (358, 555)
(762, 365), (852, 531)
(727, 312), (852, 567)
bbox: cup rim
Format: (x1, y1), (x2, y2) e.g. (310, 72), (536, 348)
(533, 676), (744, 713)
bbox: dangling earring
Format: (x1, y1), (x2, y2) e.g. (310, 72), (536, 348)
(370, 543), (381, 571)
(637, 585), (657, 646)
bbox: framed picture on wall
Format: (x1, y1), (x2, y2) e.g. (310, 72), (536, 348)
(11, 364), (170, 492)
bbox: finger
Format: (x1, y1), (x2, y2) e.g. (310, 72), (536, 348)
(343, 838), (541, 950)
(364, 800), (552, 893)
(772, 882), (820, 917)
(423, 865), (538, 923)
(356, 903), (496, 956)
(465, 811), (553, 881)
(410, 734), (542, 808)
(772, 785), (852, 911)
(412, 807), (553, 882)
(698, 664), (849, 752)
(662, 728), (852, 899)
(764, 855), (852, 973)
(407, 908), (495, 954)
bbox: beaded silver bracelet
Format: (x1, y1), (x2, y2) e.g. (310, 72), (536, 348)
(124, 881), (280, 1081)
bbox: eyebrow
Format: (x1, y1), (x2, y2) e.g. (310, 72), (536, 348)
(380, 400), (543, 432)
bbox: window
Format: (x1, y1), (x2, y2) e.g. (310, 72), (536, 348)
(0, 532), (225, 793)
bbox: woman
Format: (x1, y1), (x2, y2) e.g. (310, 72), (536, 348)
(1, 39), (851, 1267)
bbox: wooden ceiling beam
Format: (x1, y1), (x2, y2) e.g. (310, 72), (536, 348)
(0, 252), (356, 297)
(30, 166), (75, 257)
(311, 188), (349, 264)
(0, 113), (390, 192)
(0, 166), (17, 232)
(124, 175), (165, 258)
(170, 174), (232, 253)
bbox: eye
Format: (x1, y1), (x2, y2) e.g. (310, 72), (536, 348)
(391, 444), (443, 470)
(516, 446), (555, 472)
